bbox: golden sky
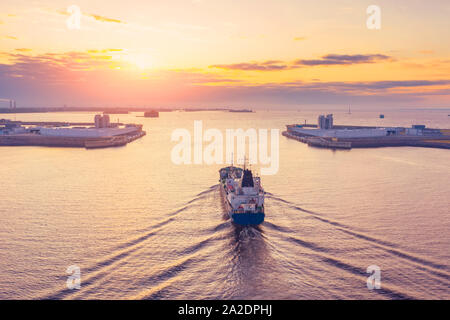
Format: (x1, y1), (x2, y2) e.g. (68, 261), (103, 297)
(1, 0), (450, 108)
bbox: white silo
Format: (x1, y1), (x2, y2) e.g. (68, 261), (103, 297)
(103, 114), (110, 128)
(94, 114), (102, 128)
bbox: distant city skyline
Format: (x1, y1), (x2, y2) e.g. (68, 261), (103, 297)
(1, 0), (450, 108)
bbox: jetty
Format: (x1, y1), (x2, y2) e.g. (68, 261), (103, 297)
(284, 114), (450, 150)
(0, 115), (146, 149)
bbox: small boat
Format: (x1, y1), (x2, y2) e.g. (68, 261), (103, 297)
(219, 165), (265, 226)
(144, 110), (159, 118)
(229, 109), (253, 113)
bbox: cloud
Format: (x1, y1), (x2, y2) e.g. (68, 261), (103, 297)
(0, 50), (448, 107)
(293, 37), (306, 41)
(275, 79), (450, 95)
(3, 36), (18, 40)
(295, 54), (391, 66)
(88, 14), (124, 24)
(181, 79), (450, 106)
(0, 51), (239, 86)
(347, 80), (450, 90)
(0, 51), (121, 81)
(220, 79), (450, 93)
(210, 53), (392, 71)
(15, 48), (32, 52)
(56, 9), (124, 24)
(210, 60), (291, 71)
(87, 49), (123, 53)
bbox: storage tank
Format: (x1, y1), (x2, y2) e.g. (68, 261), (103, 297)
(102, 114), (110, 128)
(94, 114), (102, 128)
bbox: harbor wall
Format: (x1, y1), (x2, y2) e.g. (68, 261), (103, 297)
(38, 126), (138, 138)
(290, 127), (389, 138)
(0, 128), (145, 148)
(283, 130), (450, 149)
(0, 134), (88, 147)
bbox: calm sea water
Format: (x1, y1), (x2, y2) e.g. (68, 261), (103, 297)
(0, 108), (449, 299)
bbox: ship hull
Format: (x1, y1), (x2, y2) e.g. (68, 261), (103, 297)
(231, 212), (265, 226)
(220, 184), (264, 226)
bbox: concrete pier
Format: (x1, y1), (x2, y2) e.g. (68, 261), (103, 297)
(284, 118), (450, 150)
(0, 118), (145, 149)
(283, 130), (450, 150)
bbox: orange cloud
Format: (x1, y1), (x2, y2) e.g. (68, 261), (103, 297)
(56, 9), (124, 24)
(88, 49), (123, 53)
(295, 54), (392, 66)
(88, 14), (124, 24)
(0, 50), (122, 75)
(210, 54), (392, 72)
(210, 60), (292, 71)
(1, 49), (449, 108)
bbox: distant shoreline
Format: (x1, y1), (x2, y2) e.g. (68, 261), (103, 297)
(0, 107), (251, 114)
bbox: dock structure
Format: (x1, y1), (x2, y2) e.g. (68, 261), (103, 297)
(284, 114), (450, 150)
(0, 116), (145, 149)
(282, 131), (351, 149)
(0, 120), (125, 126)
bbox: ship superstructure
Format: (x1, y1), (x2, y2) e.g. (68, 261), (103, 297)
(219, 165), (265, 226)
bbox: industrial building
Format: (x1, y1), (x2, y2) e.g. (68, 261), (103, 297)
(94, 114), (111, 128)
(283, 114), (450, 149)
(290, 114), (439, 139)
(318, 114), (334, 129)
(36, 126), (139, 138)
(0, 121), (24, 135)
(0, 115), (146, 148)
(1, 115), (140, 138)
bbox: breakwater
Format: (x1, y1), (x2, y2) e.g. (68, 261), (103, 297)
(283, 130), (450, 150)
(0, 128), (146, 149)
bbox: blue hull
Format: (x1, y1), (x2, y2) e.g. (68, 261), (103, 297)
(231, 212), (265, 226)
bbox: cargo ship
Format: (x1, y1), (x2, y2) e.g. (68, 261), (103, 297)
(219, 165), (265, 226)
